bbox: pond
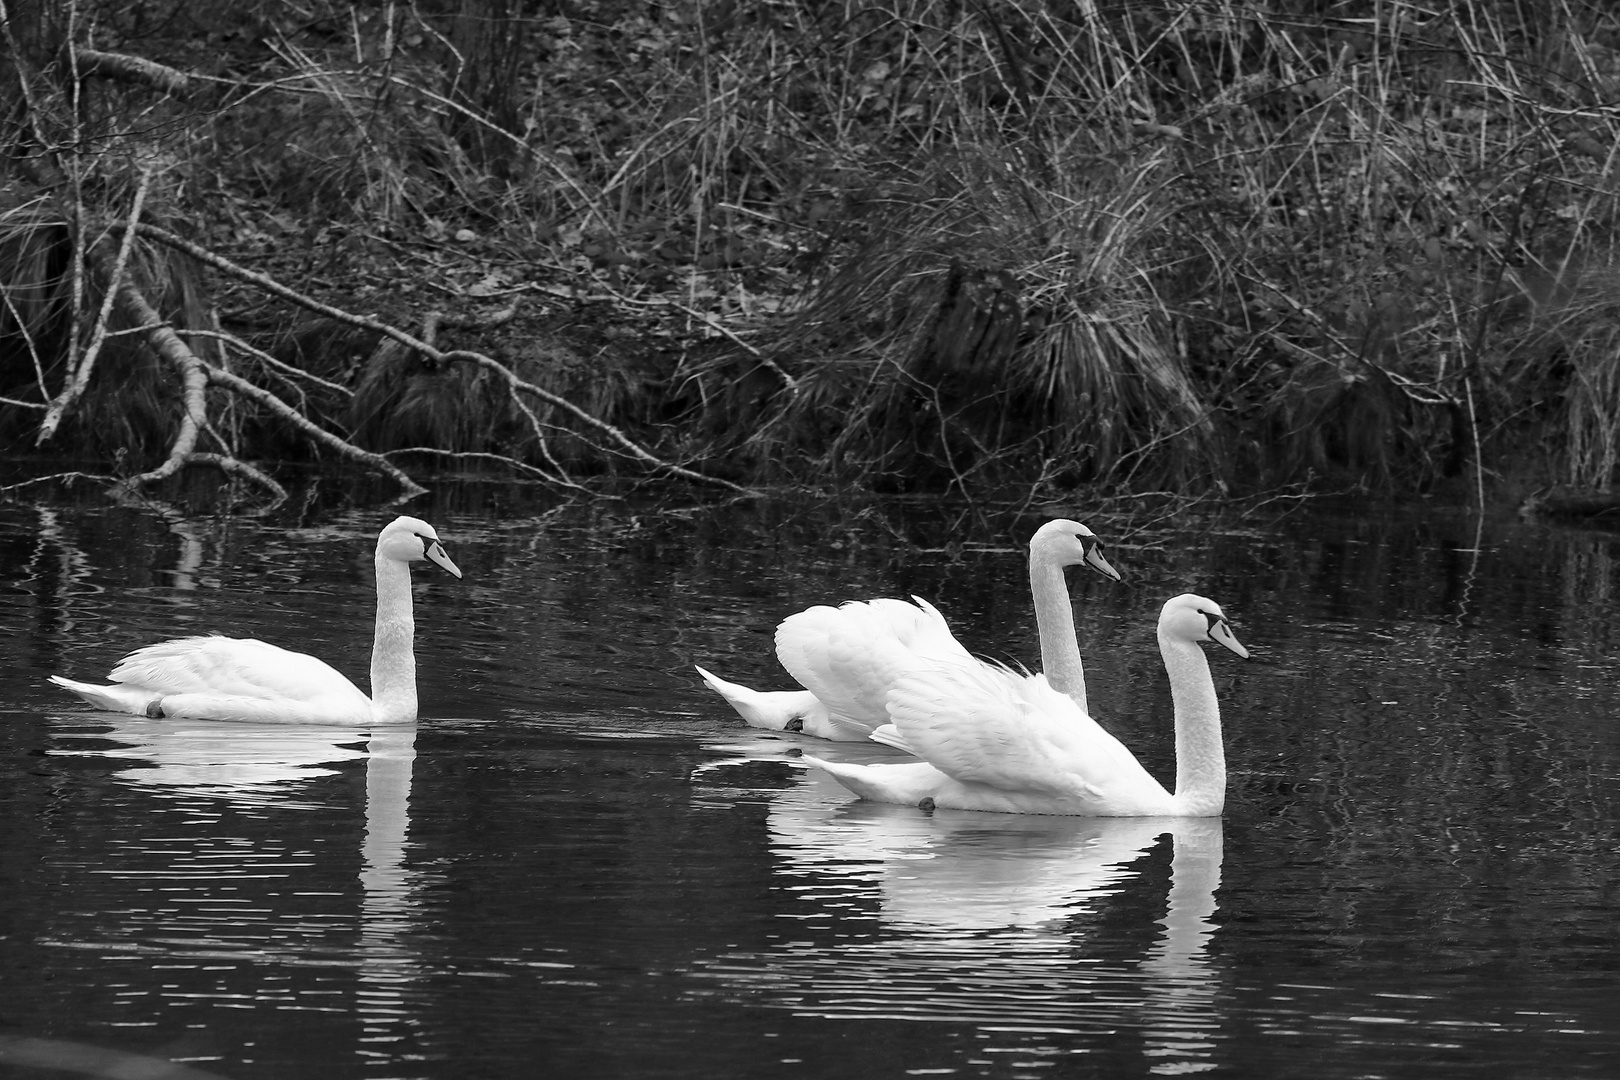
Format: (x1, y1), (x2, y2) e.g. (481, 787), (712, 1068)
(0, 491), (1616, 1079)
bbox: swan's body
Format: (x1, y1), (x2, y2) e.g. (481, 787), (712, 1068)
(49, 516), (460, 726)
(804, 594), (1248, 817)
(697, 519), (1119, 741)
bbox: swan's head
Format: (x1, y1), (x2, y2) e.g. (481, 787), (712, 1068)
(1031, 519), (1121, 581)
(1161, 593), (1248, 658)
(379, 516), (462, 579)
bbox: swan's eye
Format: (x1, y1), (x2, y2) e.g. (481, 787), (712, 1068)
(1199, 610), (1224, 633)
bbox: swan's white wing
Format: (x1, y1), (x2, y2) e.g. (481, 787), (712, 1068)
(885, 663), (1167, 804)
(110, 636), (368, 708)
(879, 597), (977, 664)
(775, 600), (955, 729)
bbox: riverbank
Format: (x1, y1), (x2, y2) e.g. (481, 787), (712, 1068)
(2, 2), (1617, 507)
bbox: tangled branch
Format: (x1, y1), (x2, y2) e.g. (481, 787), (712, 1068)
(115, 223), (755, 495)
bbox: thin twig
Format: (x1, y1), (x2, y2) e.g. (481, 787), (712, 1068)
(383, 447), (597, 493)
(186, 329), (355, 397)
(0, 470), (119, 494)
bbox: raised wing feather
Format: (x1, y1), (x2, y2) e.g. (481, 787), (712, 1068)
(775, 603), (913, 728)
(775, 598), (975, 729)
(885, 662), (1167, 804)
(873, 597), (977, 664)
(109, 635), (368, 708)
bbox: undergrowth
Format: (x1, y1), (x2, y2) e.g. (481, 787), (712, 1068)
(3, 0), (1620, 502)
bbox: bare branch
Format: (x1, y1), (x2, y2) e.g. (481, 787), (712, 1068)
(71, 47), (191, 96)
(383, 447), (593, 493)
(104, 273), (211, 489)
(96, 263), (413, 501)
(203, 363), (425, 495)
(37, 158), (154, 444)
(0, 470), (119, 494)
(119, 222), (757, 494)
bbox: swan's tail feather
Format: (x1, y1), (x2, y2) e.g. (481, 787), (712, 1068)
(694, 665), (823, 732)
(48, 675), (159, 716)
(801, 754), (888, 800)
(802, 754), (948, 807)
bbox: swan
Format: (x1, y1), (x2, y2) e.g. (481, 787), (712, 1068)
(48, 516), (461, 726)
(803, 593), (1248, 816)
(695, 518), (1120, 741)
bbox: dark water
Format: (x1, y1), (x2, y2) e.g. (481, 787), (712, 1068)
(1, 494), (1618, 1079)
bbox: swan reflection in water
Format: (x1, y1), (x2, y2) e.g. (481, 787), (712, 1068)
(48, 718), (427, 1049)
(53, 717), (370, 806)
(695, 737), (1225, 1074)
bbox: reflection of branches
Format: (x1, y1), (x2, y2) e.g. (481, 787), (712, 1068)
(26, 507), (98, 640)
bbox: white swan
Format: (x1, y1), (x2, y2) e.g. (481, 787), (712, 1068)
(803, 593), (1248, 816)
(695, 518), (1120, 741)
(48, 516), (460, 726)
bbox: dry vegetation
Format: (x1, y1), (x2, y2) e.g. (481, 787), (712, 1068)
(2, 0), (1620, 507)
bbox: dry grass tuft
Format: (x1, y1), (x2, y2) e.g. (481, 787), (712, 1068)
(701, 142), (1222, 492)
(346, 325), (658, 472)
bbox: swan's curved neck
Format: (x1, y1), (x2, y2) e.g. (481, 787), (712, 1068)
(1030, 554), (1086, 711)
(369, 554), (418, 724)
(1161, 635), (1225, 816)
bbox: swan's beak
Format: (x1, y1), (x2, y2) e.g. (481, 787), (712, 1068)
(425, 541), (462, 579)
(1083, 544), (1121, 582)
(1208, 619), (1249, 659)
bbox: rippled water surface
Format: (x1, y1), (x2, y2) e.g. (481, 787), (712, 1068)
(1, 494), (1618, 1079)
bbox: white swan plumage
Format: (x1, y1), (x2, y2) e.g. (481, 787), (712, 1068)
(48, 516), (460, 726)
(803, 593), (1248, 816)
(695, 519), (1120, 741)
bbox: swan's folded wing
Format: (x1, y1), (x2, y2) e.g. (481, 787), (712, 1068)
(775, 601), (931, 729)
(885, 663), (1160, 800)
(110, 636), (367, 706)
